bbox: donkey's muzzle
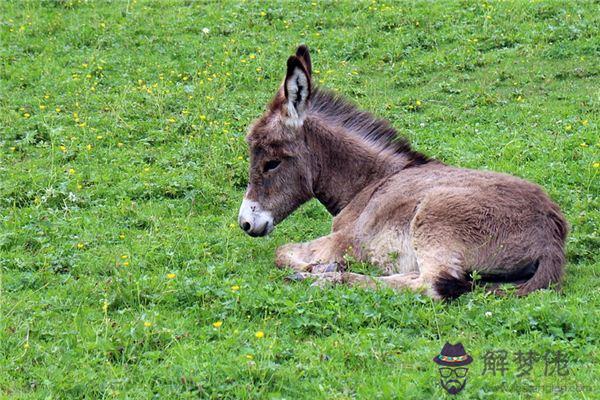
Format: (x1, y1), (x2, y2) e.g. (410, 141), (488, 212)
(238, 198), (274, 237)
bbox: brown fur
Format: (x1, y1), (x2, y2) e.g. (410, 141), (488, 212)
(240, 45), (568, 300)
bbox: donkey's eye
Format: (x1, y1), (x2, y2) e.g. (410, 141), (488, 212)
(264, 160), (281, 172)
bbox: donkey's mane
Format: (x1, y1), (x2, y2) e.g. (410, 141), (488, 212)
(309, 88), (430, 166)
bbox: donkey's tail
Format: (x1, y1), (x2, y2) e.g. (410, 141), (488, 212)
(434, 249), (565, 300)
(434, 249), (566, 300)
(517, 206), (568, 296)
(516, 249), (565, 296)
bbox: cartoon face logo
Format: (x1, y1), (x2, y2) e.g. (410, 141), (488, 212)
(433, 342), (473, 395)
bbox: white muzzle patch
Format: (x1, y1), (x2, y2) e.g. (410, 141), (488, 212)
(238, 198), (274, 237)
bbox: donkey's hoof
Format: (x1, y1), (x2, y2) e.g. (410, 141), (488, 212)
(285, 272), (310, 282)
(310, 262), (342, 273)
(310, 280), (331, 288)
(310, 272), (344, 288)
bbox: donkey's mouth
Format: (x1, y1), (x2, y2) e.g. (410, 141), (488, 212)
(238, 198), (274, 237)
(246, 222), (273, 237)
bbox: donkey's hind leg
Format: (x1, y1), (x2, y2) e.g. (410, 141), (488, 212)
(275, 233), (348, 272)
(297, 249), (466, 300)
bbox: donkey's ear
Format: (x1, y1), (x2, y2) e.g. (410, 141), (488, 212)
(295, 44), (312, 75)
(284, 56), (311, 125)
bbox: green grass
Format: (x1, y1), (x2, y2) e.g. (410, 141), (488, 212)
(1, 1), (599, 398)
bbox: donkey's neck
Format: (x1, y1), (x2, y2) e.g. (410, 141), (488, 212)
(305, 118), (412, 215)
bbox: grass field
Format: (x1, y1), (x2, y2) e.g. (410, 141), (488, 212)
(1, 1), (599, 398)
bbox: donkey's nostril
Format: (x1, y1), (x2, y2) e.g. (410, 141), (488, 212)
(241, 221), (251, 232)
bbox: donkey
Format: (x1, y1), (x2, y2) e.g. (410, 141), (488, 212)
(238, 45), (568, 300)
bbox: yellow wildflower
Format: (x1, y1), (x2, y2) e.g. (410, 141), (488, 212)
(68, 168), (76, 175)
(231, 285), (240, 292)
(144, 321), (153, 328)
(213, 321), (223, 328)
(255, 331), (265, 339)
(167, 273), (176, 279)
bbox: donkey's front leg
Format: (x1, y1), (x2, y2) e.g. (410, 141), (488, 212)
(275, 233), (348, 272)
